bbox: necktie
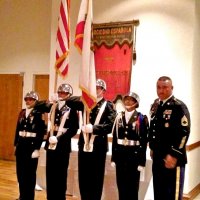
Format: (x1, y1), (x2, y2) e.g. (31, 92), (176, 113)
(160, 101), (163, 106)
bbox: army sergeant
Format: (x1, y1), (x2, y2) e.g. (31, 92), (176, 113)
(148, 76), (190, 200)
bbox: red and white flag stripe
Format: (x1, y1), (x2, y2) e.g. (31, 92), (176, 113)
(74, 0), (88, 53)
(75, 0), (97, 111)
(55, 0), (70, 77)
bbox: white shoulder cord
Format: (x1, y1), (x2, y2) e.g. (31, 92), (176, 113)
(111, 112), (123, 139)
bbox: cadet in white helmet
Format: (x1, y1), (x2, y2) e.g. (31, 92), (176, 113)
(78, 79), (116, 200)
(111, 92), (149, 200)
(14, 91), (46, 200)
(45, 83), (79, 200)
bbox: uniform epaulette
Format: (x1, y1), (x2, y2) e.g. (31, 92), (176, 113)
(154, 98), (160, 104)
(173, 97), (183, 105)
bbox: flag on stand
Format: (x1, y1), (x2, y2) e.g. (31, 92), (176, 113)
(75, 0), (97, 111)
(55, 0), (70, 77)
(74, 0), (87, 53)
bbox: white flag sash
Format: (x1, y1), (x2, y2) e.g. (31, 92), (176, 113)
(48, 104), (70, 150)
(83, 101), (107, 152)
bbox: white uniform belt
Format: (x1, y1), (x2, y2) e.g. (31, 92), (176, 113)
(19, 131), (36, 138)
(117, 138), (140, 146)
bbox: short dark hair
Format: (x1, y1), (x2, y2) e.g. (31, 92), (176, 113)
(158, 76), (172, 82)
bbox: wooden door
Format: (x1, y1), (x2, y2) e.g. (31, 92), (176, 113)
(0, 74), (23, 160)
(34, 74), (49, 101)
(34, 74), (49, 136)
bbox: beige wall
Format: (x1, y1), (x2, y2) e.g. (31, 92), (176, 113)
(0, 0), (199, 196)
(0, 0), (51, 106)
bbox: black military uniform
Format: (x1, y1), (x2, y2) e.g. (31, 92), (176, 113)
(112, 109), (149, 200)
(148, 96), (190, 200)
(78, 98), (116, 200)
(45, 83), (79, 200)
(14, 93), (47, 200)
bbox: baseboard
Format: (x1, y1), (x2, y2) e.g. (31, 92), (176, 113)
(183, 183), (200, 200)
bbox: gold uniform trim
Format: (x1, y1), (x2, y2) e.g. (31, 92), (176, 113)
(179, 136), (187, 149)
(175, 166), (181, 200)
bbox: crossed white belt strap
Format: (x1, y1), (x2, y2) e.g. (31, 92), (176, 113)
(48, 103), (70, 150)
(83, 101), (107, 152)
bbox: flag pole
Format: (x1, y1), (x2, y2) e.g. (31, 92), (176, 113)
(54, 70), (58, 93)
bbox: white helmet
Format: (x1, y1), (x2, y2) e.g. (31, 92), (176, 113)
(123, 92), (140, 105)
(24, 91), (39, 101)
(96, 79), (106, 91)
(57, 83), (73, 96)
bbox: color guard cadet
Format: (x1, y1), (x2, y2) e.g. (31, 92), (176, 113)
(148, 76), (191, 200)
(45, 83), (79, 200)
(111, 92), (149, 200)
(14, 91), (47, 200)
(78, 79), (116, 200)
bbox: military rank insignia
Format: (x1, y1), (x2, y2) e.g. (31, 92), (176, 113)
(181, 115), (188, 126)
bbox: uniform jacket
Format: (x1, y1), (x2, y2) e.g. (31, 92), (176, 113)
(148, 96), (190, 165)
(111, 110), (149, 166)
(78, 98), (116, 153)
(45, 102), (79, 153)
(14, 103), (47, 155)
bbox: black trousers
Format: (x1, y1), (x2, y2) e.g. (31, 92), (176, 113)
(115, 161), (140, 200)
(46, 150), (70, 200)
(78, 151), (106, 200)
(16, 151), (38, 200)
(152, 158), (185, 200)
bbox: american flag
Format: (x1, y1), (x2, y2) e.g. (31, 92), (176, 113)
(75, 0), (97, 111)
(55, 0), (70, 77)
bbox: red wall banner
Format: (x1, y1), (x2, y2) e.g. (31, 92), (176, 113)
(93, 20), (139, 101)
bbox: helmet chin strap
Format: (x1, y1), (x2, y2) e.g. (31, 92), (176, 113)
(58, 94), (70, 101)
(97, 90), (103, 98)
(125, 102), (137, 110)
(26, 101), (36, 109)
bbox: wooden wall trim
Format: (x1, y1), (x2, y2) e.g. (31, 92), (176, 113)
(186, 141), (200, 152)
(183, 183), (200, 200)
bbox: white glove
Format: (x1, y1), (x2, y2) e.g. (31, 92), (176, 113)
(85, 124), (93, 133)
(137, 165), (144, 172)
(49, 136), (58, 144)
(31, 150), (40, 158)
(111, 162), (116, 168)
(81, 124), (93, 133)
(49, 93), (58, 103)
